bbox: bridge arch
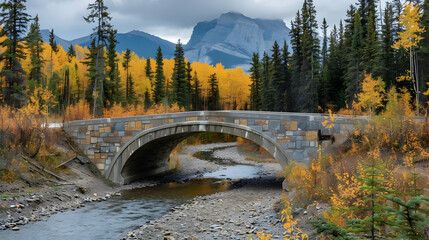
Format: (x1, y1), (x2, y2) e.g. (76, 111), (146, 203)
(105, 121), (289, 184)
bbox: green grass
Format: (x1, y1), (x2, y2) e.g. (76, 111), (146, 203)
(0, 194), (12, 199)
(52, 186), (62, 191)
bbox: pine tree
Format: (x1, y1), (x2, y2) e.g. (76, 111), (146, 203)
(185, 62), (193, 111)
(289, 11), (303, 111)
(143, 88), (151, 110)
(327, 25), (347, 109)
(320, 18), (329, 108)
(362, 11), (379, 75)
(153, 46), (165, 105)
(271, 41), (284, 111)
(122, 48), (133, 105)
(381, 3), (396, 89)
(83, 39), (98, 108)
(249, 53), (262, 111)
(192, 71), (202, 111)
(261, 52), (274, 111)
(171, 39), (188, 108)
(345, 10), (364, 104)
(0, 0), (30, 106)
(106, 30), (122, 105)
(145, 58), (153, 87)
(26, 15), (44, 86)
(282, 41), (291, 111)
(207, 73), (220, 110)
(84, 0), (112, 117)
(67, 44), (76, 62)
(49, 29), (57, 79)
(297, 0), (320, 112)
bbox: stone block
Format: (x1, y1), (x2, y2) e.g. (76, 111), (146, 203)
(135, 121), (142, 130)
(296, 136), (304, 141)
(247, 119), (255, 125)
(144, 124), (154, 130)
(118, 131), (125, 137)
(239, 119), (248, 126)
(100, 133), (108, 138)
(293, 150), (304, 161)
(277, 139), (290, 143)
(296, 141), (302, 148)
(90, 137), (97, 144)
(255, 120), (268, 125)
(268, 120), (280, 130)
(286, 131), (294, 136)
(305, 131), (318, 141)
(186, 117), (198, 121)
(103, 137), (122, 143)
(283, 121), (298, 131)
(288, 142), (296, 149)
(262, 125), (269, 131)
(114, 122), (125, 131)
(96, 163), (105, 171)
(251, 125), (263, 132)
(168, 119), (174, 123)
(234, 119), (239, 124)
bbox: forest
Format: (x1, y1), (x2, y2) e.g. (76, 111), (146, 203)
(0, 0), (428, 239)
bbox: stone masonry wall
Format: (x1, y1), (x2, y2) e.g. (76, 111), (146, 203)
(64, 111), (362, 175)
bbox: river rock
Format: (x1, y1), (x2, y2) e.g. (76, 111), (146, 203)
(11, 226), (20, 231)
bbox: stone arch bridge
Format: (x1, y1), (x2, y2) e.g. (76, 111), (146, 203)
(64, 111), (360, 184)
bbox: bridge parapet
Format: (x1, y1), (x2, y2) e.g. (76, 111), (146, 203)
(64, 111), (362, 177)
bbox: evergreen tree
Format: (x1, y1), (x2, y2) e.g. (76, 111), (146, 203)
(261, 52), (274, 111)
(143, 88), (151, 110)
(345, 10), (364, 104)
(186, 62), (193, 110)
(271, 41), (285, 111)
(192, 71), (202, 111)
(297, 0), (320, 112)
(359, 0), (378, 40)
(289, 11), (303, 111)
(282, 41), (292, 111)
(67, 44), (76, 62)
(0, 0), (30, 106)
(83, 39), (98, 108)
(106, 30), (122, 105)
(84, 0), (112, 116)
(171, 39), (188, 108)
(207, 73), (220, 110)
(381, 3), (396, 89)
(122, 48), (135, 105)
(153, 46), (165, 105)
(145, 58), (153, 87)
(49, 29), (57, 79)
(26, 15), (44, 86)
(62, 66), (71, 111)
(327, 25), (347, 109)
(362, 11), (379, 75)
(249, 53), (262, 111)
(320, 18), (329, 108)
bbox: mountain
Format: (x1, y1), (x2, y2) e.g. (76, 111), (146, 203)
(41, 12), (291, 70)
(41, 30), (175, 59)
(185, 12), (291, 70)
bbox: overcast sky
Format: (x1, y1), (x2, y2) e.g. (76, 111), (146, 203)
(26, 0), (373, 43)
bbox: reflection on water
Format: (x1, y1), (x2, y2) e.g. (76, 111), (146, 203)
(0, 147), (260, 240)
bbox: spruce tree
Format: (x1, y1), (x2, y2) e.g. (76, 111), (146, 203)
(26, 15), (44, 86)
(249, 53), (262, 111)
(145, 58), (153, 87)
(261, 52), (274, 111)
(289, 11), (303, 111)
(153, 46), (165, 105)
(327, 25), (346, 109)
(67, 44), (76, 62)
(143, 88), (151, 110)
(83, 39), (98, 107)
(320, 18), (329, 108)
(49, 29), (57, 79)
(271, 41), (284, 112)
(282, 41), (291, 111)
(345, 10), (364, 104)
(207, 73), (220, 110)
(381, 3), (396, 89)
(362, 11), (379, 75)
(0, 0), (30, 106)
(192, 71), (202, 111)
(171, 39), (188, 108)
(298, 0), (320, 112)
(186, 62), (193, 111)
(84, 0), (112, 116)
(106, 30), (122, 105)
(122, 48), (133, 105)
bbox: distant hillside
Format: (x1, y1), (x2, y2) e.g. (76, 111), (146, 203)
(185, 12), (291, 70)
(41, 29), (175, 59)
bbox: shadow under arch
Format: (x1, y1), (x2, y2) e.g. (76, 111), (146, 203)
(105, 121), (289, 184)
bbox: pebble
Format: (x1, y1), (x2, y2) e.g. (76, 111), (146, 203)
(11, 226), (20, 231)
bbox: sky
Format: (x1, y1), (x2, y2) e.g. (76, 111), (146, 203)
(26, 0), (371, 43)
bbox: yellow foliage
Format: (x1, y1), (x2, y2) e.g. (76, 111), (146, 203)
(392, 3), (425, 51)
(357, 73), (385, 114)
(64, 100), (91, 121)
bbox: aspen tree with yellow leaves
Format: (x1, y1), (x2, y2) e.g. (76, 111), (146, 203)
(393, 2), (425, 113)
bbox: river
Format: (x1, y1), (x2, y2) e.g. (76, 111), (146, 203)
(0, 146), (265, 240)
